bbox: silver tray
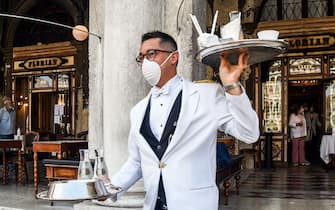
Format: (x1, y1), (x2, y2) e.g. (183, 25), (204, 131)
(37, 179), (122, 201)
(195, 39), (289, 69)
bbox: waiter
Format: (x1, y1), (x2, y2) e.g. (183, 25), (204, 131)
(109, 31), (259, 210)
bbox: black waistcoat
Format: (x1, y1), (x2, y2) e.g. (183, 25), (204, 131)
(140, 91), (182, 209)
(140, 91), (182, 160)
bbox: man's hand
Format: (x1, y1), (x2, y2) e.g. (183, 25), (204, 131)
(219, 51), (249, 95)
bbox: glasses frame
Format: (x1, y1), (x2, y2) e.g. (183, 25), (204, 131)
(135, 49), (173, 65)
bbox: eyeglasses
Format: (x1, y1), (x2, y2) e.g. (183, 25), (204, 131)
(135, 49), (173, 65)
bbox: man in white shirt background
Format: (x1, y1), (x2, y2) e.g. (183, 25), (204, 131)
(109, 31), (259, 210)
(0, 96), (16, 139)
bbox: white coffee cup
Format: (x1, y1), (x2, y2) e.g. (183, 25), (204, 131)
(257, 30), (279, 40)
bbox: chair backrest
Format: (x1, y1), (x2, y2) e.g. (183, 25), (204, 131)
(76, 130), (88, 140)
(24, 131), (40, 153)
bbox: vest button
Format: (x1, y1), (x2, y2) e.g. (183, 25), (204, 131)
(157, 145), (162, 150)
(159, 162), (166, 168)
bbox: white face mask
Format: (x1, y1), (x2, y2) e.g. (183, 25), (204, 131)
(141, 52), (174, 86)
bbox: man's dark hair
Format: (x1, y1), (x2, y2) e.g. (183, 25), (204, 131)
(141, 31), (178, 51)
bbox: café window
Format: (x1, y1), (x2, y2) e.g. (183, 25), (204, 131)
(33, 75), (53, 89)
(262, 60), (282, 133)
(289, 57), (321, 75)
(260, 0), (332, 21)
(57, 74), (70, 89)
(330, 56), (335, 75)
(325, 80), (335, 133)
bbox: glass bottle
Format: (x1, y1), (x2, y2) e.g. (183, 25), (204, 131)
(93, 149), (108, 179)
(78, 149), (93, 179)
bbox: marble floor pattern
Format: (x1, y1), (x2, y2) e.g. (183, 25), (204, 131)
(0, 164), (334, 209)
(220, 166), (335, 210)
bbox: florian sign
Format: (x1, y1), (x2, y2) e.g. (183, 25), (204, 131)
(286, 35), (335, 50)
(23, 57), (62, 69)
(14, 56), (74, 71)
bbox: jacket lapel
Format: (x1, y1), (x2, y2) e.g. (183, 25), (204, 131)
(163, 80), (199, 159)
(133, 95), (158, 159)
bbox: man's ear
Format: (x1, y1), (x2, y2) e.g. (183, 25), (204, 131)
(170, 52), (179, 65)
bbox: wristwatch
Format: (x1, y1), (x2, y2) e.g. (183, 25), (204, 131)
(223, 82), (241, 91)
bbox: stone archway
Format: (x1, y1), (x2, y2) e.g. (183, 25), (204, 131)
(4, 0), (85, 47)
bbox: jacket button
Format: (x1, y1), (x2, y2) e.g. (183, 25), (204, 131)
(159, 162), (166, 168)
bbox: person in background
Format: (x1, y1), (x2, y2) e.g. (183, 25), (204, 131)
(289, 104), (310, 166)
(0, 96), (16, 139)
(304, 104), (312, 161)
(108, 31), (259, 210)
(305, 105), (322, 160)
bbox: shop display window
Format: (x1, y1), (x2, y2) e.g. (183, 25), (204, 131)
(330, 57), (335, 75)
(33, 75), (53, 89)
(289, 57), (321, 75)
(325, 80), (335, 133)
(58, 74), (69, 89)
(262, 60), (282, 133)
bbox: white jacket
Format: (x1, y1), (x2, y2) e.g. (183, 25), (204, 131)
(111, 79), (259, 210)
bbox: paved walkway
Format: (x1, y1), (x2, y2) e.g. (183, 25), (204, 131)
(0, 165), (334, 210)
(220, 166), (335, 210)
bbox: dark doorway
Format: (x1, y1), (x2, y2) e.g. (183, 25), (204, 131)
(31, 92), (56, 135)
(287, 81), (323, 165)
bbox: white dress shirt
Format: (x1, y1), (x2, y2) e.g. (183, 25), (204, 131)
(149, 75), (183, 140)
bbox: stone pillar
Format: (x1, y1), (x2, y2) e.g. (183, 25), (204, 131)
(89, 0), (163, 172)
(80, 0), (207, 209)
(163, 0), (207, 81)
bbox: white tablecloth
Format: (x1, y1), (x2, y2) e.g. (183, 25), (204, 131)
(320, 135), (335, 164)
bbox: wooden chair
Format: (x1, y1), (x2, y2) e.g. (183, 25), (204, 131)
(7, 131), (39, 184)
(76, 130), (88, 140)
(239, 140), (261, 169)
(216, 137), (244, 205)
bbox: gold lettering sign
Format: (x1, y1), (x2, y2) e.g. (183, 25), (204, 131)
(14, 56), (74, 71)
(22, 57), (62, 70)
(286, 35), (335, 49)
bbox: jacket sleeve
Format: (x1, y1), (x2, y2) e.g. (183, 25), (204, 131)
(110, 110), (142, 192)
(216, 85), (259, 144)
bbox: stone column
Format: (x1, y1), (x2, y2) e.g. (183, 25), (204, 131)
(78, 0), (207, 209)
(88, 0), (164, 172)
(163, 0), (207, 81)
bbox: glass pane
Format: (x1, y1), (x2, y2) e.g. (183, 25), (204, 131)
(260, 0), (277, 21)
(33, 75), (53, 88)
(289, 57), (321, 75)
(308, 0), (327, 18)
(262, 60), (282, 133)
(330, 56), (335, 75)
(283, 0), (302, 20)
(58, 74), (69, 89)
(325, 81), (335, 133)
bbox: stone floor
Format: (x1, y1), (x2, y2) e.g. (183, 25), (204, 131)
(0, 164), (335, 210)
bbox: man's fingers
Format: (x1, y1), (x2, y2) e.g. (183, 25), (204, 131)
(220, 54), (230, 70)
(238, 53), (249, 69)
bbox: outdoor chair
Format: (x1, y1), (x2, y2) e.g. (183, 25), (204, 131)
(7, 131), (39, 184)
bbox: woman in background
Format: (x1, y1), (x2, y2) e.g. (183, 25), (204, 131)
(289, 104), (310, 166)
